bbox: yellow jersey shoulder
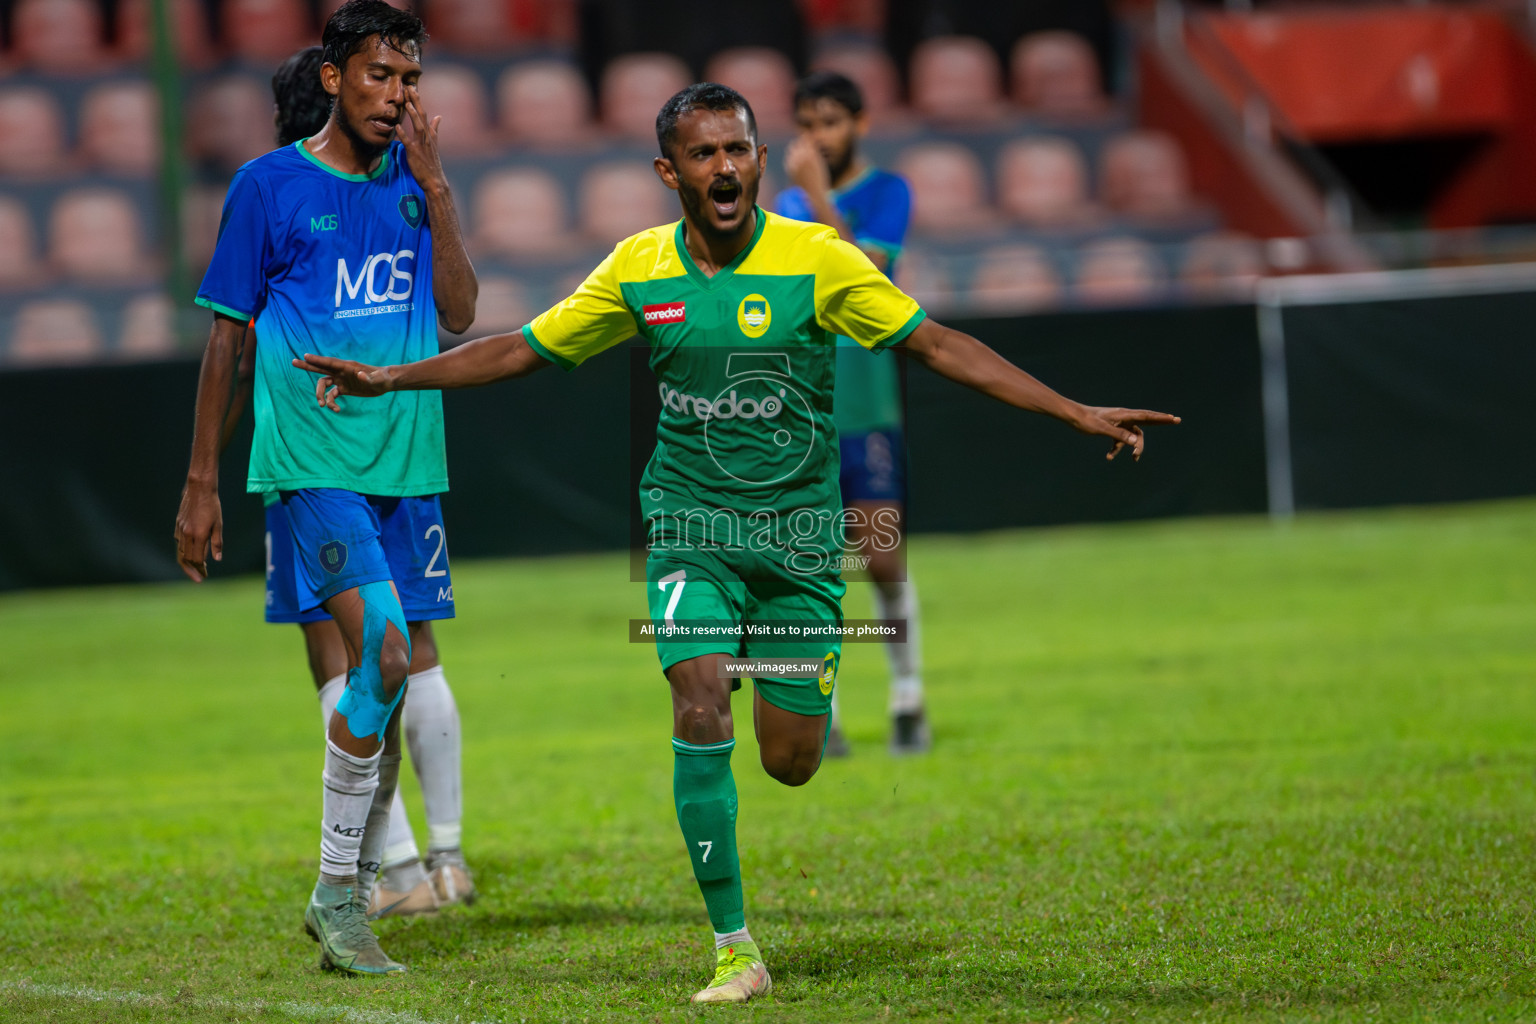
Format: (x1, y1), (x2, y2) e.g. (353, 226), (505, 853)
(609, 222), (689, 283)
(739, 211), (843, 277)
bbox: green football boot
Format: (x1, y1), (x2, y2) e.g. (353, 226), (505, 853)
(303, 881), (406, 975)
(691, 940), (772, 1004)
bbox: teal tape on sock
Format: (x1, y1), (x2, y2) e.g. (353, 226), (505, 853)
(336, 581), (411, 741)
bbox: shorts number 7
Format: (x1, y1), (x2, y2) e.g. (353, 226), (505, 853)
(658, 569), (687, 627)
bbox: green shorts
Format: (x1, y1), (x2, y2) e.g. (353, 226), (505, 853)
(646, 546), (844, 717)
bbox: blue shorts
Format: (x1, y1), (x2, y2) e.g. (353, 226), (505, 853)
(839, 428), (906, 505)
(270, 489), (455, 622)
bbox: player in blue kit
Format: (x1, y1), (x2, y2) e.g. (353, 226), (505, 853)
(777, 71), (930, 755)
(174, 0), (478, 974)
(223, 45), (473, 923)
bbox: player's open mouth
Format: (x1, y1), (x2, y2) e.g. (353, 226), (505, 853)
(709, 180), (741, 217)
(370, 117), (399, 134)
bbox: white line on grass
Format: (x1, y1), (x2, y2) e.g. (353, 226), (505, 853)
(1, 980), (504, 1024)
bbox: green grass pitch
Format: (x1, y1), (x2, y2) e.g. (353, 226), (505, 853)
(4, 499), (1536, 1022)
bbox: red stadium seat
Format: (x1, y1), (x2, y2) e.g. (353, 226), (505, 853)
(1180, 231), (1266, 298)
(425, 0), (512, 53)
(996, 136), (1097, 228)
(1073, 236), (1164, 305)
(471, 167), (573, 258)
(909, 35), (1005, 123)
(220, 0), (315, 62)
(1010, 31), (1108, 118)
(118, 292), (178, 358)
(0, 197), (42, 289)
(893, 246), (954, 311)
(799, 0), (884, 34)
(703, 47), (797, 135)
(419, 64), (495, 156)
(0, 89), (68, 177)
(578, 162), (670, 245)
(810, 44), (906, 129)
(968, 243), (1061, 312)
(181, 183), (227, 278)
(894, 142), (992, 233)
(1100, 130), (1195, 220)
(116, 0), (213, 68)
(11, 0), (109, 75)
(80, 81), (161, 176)
(601, 52), (691, 142)
(10, 299), (104, 365)
(465, 274), (532, 336)
(48, 188), (153, 284)
(497, 60), (593, 148)
(186, 74), (272, 172)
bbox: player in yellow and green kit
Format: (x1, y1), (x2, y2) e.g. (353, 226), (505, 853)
(295, 83), (1178, 1004)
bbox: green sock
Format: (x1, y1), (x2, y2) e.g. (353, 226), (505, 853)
(673, 737), (745, 934)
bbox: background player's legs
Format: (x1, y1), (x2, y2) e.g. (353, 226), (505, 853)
(850, 499), (929, 754)
(401, 621), (474, 906)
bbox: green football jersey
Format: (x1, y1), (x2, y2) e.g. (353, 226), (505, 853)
(521, 209), (925, 579)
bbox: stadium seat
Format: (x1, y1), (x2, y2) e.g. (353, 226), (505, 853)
(0, 89), (68, 176)
(968, 243), (1062, 312)
(894, 142), (992, 233)
(497, 60), (593, 148)
(996, 136), (1097, 228)
(419, 64), (496, 156)
(909, 36), (1005, 123)
(810, 44), (906, 128)
(1100, 130), (1195, 220)
(579, 163), (670, 245)
(48, 189), (152, 284)
(1073, 236), (1164, 305)
(799, 0), (883, 34)
(116, 0), (213, 69)
(80, 81), (160, 176)
(118, 292), (178, 358)
(1010, 31), (1108, 118)
(703, 47), (798, 135)
(9, 298), (104, 365)
(0, 197), (42, 289)
(181, 183), (226, 278)
(425, 0), (513, 53)
(220, 0), (314, 63)
(1180, 231), (1266, 298)
(465, 274), (532, 336)
(471, 167), (572, 258)
(893, 247), (954, 312)
(600, 53), (692, 142)
(11, 0), (109, 75)
(186, 74), (272, 172)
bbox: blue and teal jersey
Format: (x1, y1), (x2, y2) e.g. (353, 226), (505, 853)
(776, 167), (911, 435)
(197, 139), (447, 497)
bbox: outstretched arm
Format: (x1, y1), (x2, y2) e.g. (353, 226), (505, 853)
(292, 328), (551, 409)
(899, 317), (1179, 460)
(175, 314), (247, 581)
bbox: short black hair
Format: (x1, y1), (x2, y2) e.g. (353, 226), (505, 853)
(794, 70), (863, 116)
(321, 0), (427, 76)
(272, 46), (330, 146)
(655, 82), (757, 159)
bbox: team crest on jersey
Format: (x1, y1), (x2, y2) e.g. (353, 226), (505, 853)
(319, 541), (348, 575)
(398, 194), (424, 228)
(819, 652), (838, 695)
(737, 294), (771, 338)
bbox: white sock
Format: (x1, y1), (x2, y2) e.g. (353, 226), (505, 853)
(714, 927), (753, 950)
(319, 740), (380, 880)
(382, 788), (420, 869)
(875, 581), (924, 714)
(828, 689), (843, 729)
(404, 665), (463, 851)
(355, 753), (401, 896)
(317, 673), (346, 733)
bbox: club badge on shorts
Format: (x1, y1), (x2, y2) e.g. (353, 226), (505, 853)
(819, 652), (838, 695)
(737, 294), (771, 338)
(319, 540), (348, 575)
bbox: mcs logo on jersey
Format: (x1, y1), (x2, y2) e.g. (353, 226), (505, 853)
(334, 250), (415, 319)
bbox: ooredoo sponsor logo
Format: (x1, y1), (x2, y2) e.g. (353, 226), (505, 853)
(643, 302), (687, 325)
